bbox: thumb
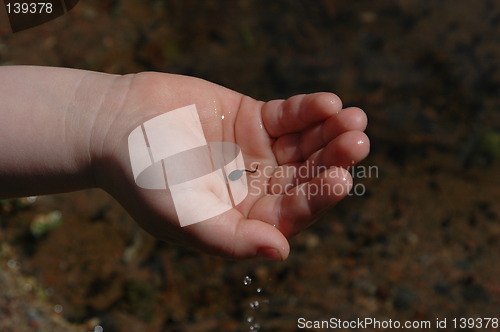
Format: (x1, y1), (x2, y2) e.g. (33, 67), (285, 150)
(188, 212), (290, 260)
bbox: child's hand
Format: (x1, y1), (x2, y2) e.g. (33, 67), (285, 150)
(94, 72), (369, 260)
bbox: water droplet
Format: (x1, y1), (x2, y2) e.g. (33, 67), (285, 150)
(246, 316), (254, 323)
(243, 276), (252, 286)
(249, 323), (261, 331)
(54, 304), (63, 313)
(94, 325), (104, 332)
(249, 300), (260, 309)
(256, 288), (262, 294)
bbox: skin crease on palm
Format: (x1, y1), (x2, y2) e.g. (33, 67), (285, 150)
(0, 67), (370, 261)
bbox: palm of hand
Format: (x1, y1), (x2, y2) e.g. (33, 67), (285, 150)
(104, 73), (369, 260)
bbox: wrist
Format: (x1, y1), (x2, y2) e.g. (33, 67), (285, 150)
(61, 71), (117, 188)
(0, 66), (127, 197)
(78, 72), (138, 190)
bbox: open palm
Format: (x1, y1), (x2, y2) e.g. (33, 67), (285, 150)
(99, 72), (369, 260)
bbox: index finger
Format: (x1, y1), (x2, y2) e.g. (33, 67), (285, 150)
(261, 92), (343, 138)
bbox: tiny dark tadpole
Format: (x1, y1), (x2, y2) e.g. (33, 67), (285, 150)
(228, 165), (259, 181)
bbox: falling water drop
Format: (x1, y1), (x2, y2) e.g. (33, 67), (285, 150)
(249, 300), (260, 309)
(249, 323), (261, 331)
(242, 272), (271, 331)
(243, 275), (252, 286)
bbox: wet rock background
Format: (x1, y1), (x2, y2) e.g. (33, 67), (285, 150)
(1, 1), (499, 331)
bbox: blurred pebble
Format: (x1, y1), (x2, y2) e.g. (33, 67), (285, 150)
(392, 287), (417, 310)
(305, 233), (320, 250)
(359, 11), (378, 24)
(7, 259), (20, 270)
(54, 304), (63, 313)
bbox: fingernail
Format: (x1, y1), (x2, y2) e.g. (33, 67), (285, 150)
(257, 247), (283, 261)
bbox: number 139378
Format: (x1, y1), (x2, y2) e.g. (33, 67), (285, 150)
(6, 2), (53, 14)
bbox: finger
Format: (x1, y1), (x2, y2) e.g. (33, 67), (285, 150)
(273, 107), (368, 164)
(262, 92), (342, 138)
(299, 107), (368, 159)
(249, 167), (352, 237)
(187, 209), (290, 260)
(311, 131), (370, 170)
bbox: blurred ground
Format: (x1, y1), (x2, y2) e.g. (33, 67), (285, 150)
(0, 1), (499, 331)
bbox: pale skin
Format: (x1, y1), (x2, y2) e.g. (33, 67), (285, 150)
(0, 65), (370, 261)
